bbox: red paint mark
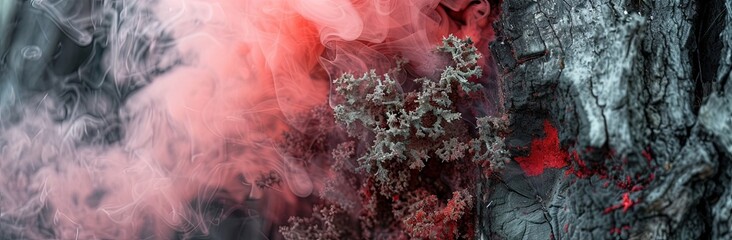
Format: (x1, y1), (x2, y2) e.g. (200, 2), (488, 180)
(515, 120), (568, 176)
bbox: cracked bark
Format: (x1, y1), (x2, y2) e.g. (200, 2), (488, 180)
(482, 0), (732, 239)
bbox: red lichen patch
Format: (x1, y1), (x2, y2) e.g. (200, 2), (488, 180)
(515, 120), (569, 176)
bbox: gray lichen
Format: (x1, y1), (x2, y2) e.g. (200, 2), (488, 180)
(331, 35), (506, 195)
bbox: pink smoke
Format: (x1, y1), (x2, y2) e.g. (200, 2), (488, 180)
(3, 0), (497, 238)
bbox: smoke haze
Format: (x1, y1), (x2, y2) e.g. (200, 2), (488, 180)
(0, 0), (496, 238)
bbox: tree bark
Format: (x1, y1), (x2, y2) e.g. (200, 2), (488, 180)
(483, 0), (732, 239)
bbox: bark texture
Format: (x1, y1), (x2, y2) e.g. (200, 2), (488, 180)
(483, 0), (732, 239)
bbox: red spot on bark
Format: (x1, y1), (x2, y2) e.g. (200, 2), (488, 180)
(603, 206), (617, 214)
(609, 225), (631, 235)
(565, 150), (595, 178)
(604, 193), (635, 214)
(617, 176), (633, 189)
(642, 147), (652, 163)
(621, 193), (634, 212)
(515, 120), (568, 176)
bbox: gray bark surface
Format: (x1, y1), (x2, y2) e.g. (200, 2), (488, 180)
(484, 0), (732, 239)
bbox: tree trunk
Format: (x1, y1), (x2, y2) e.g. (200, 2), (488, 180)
(483, 0), (732, 239)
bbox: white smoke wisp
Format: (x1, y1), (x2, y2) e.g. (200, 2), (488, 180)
(1, 0), (320, 238)
(0, 0), (211, 239)
(0, 0), (497, 239)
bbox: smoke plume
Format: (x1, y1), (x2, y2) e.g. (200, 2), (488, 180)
(0, 0), (497, 238)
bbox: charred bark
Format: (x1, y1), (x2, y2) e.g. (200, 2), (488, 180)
(483, 0), (732, 239)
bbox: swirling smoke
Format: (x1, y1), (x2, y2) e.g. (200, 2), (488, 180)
(0, 0), (496, 238)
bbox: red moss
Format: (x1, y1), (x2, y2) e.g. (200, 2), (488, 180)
(515, 120), (568, 176)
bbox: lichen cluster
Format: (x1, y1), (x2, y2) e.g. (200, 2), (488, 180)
(278, 35), (508, 239)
